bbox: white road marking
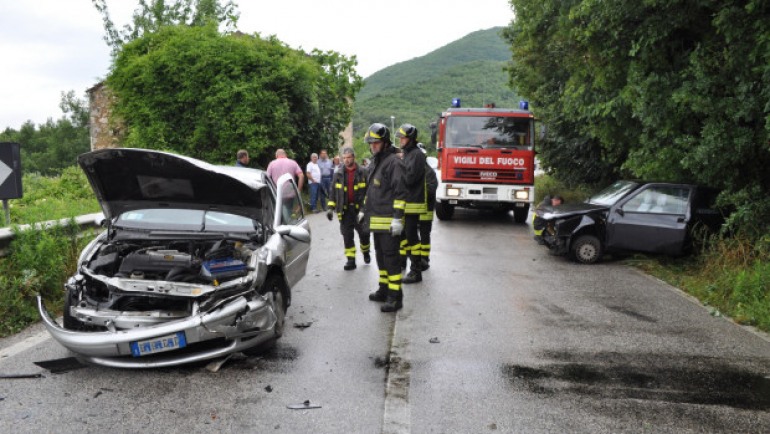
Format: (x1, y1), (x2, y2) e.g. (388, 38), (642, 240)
(382, 308), (412, 434)
(0, 330), (51, 361)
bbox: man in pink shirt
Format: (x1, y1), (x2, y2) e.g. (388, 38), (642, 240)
(266, 149), (305, 191)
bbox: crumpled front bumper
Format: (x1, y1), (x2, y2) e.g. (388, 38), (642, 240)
(37, 294), (278, 368)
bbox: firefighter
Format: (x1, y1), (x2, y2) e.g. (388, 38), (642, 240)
(396, 124), (427, 284)
(362, 123), (407, 312)
(419, 157), (439, 269)
(326, 147), (371, 270)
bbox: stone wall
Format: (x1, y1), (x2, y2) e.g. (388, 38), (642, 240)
(87, 82), (124, 150)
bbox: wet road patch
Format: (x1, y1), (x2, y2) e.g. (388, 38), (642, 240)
(502, 351), (770, 410)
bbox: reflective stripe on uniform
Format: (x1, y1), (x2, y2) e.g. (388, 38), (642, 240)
(370, 216), (393, 231)
(388, 273), (402, 291)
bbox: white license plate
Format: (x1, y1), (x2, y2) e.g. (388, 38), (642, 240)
(483, 194), (497, 200)
(130, 332), (187, 357)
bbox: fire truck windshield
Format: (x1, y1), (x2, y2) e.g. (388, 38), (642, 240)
(445, 116), (533, 150)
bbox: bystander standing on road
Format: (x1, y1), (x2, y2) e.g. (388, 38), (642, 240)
(318, 149), (334, 211)
(363, 123), (407, 313)
(326, 147), (371, 270)
(235, 149), (250, 167)
(266, 149), (304, 190)
(332, 154), (341, 173)
(306, 153), (322, 212)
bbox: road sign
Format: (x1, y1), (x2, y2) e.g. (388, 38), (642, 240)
(0, 142), (22, 200)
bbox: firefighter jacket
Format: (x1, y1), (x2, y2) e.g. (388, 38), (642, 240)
(327, 164), (368, 218)
(402, 142), (427, 215)
(425, 161), (438, 213)
(364, 145), (406, 232)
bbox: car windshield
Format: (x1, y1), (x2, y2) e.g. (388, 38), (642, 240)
(587, 181), (640, 206)
(445, 115), (533, 149)
(116, 208), (256, 232)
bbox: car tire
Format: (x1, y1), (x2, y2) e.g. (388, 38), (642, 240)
(435, 202), (455, 221)
(244, 274), (288, 356)
(571, 235), (603, 264)
(265, 274), (288, 339)
(62, 286), (79, 330)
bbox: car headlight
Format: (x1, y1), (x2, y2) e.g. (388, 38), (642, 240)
(514, 190), (530, 200)
(446, 187), (461, 197)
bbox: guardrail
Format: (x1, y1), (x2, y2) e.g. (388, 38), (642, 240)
(0, 213), (104, 257)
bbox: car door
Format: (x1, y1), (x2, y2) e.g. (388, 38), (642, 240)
(273, 173), (311, 288)
(606, 185), (692, 255)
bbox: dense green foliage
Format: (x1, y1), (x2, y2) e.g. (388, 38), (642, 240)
(2, 167), (100, 227)
(504, 0), (770, 238)
(93, 0), (240, 56)
(107, 24), (361, 166)
(0, 221), (94, 336)
(353, 28), (520, 147)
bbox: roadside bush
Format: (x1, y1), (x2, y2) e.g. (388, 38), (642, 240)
(3, 166), (99, 226)
(0, 221), (95, 336)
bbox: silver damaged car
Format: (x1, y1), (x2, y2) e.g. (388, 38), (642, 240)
(37, 148), (311, 368)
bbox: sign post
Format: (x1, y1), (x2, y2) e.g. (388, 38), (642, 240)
(0, 143), (23, 226)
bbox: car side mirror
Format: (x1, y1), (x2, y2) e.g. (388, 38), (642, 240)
(276, 225), (311, 243)
(615, 208), (625, 217)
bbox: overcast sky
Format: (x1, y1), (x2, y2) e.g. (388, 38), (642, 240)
(0, 0), (514, 130)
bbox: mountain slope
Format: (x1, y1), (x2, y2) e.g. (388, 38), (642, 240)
(352, 27), (520, 142)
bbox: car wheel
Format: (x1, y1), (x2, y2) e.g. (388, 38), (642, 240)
(571, 235), (603, 264)
(265, 274), (288, 339)
(62, 287), (79, 330)
(435, 202), (454, 221)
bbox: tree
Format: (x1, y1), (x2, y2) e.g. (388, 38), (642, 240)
(504, 0), (770, 236)
(93, 0), (239, 56)
(106, 24), (361, 165)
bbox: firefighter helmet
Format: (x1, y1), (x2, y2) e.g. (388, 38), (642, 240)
(364, 123), (391, 145)
(396, 124), (418, 141)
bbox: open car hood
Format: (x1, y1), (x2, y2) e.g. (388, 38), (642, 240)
(537, 202), (609, 220)
(78, 148), (268, 221)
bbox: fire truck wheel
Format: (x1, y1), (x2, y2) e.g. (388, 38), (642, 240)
(570, 235), (603, 264)
(513, 205), (529, 224)
(435, 202), (455, 221)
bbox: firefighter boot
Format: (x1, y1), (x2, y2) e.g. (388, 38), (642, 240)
(363, 251), (371, 264)
(344, 258), (356, 270)
(380, 290), (403, 312)
(368, 285), (388, 302)
(402, 270), (422, 284)
(420, 258), (430, 271)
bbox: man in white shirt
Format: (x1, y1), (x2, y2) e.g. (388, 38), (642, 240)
(306, 153), (322, 212)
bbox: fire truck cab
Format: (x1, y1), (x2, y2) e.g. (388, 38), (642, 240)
(433, 101), (536, 223)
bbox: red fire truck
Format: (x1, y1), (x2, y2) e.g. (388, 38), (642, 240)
(432, 100), (536, 223)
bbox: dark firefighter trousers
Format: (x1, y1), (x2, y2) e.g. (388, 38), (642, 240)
(374, 232), (402, 298)
(400, 214), (422, 272)
(340, 208), (370, 260)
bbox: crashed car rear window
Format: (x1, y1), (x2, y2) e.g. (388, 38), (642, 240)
(117, 208), (255, 231)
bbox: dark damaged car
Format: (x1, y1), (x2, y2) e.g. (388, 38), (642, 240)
(37, 149), (311, 368)
(535, 181), (723, 264)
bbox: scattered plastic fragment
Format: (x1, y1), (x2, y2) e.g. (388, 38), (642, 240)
(429, 337), (440, 343)
(33, 357), (86, 374)
(265, 385), (273, 392)
(0, 373), (44, 379)
(206, 354), (233, 372)
(293, 322), (312, 329)
(287, 400), (321, 410)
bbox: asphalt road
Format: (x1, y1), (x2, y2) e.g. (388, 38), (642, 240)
(1, 208), (769, 433)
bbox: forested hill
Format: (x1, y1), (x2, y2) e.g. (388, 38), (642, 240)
(352, 27), (520, 142)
